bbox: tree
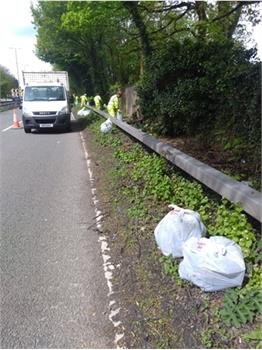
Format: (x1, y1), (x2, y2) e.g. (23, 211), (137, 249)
(31, 0), (261, 96)
(32, 2), (88, 93)
(32, 1), (140, 96)
(0, 65), (18, 98)
(192, 1), (261, 42)
(122, 1), (152, 74)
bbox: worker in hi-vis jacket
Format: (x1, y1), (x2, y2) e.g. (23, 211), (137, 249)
(107, 90), (123, 117)
(80, 93), (88, 107)
(94, 93), (103, 110)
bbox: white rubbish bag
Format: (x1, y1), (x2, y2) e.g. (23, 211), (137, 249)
(154, 204), (206, 258)
(100, 118), (113, 133)
(77, 108), (85, 116)
(178, 236), (246, 292)
(77, 108), (90, 116)
(82, 109), (90, 116)
(116, 111), (123, 121)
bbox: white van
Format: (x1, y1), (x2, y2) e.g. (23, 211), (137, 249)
(22, 82), (71, 133)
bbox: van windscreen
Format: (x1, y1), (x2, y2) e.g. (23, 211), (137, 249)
(24, 86), (66, 101)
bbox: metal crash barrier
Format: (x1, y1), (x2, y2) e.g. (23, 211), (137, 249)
(79, 106), (262, 223)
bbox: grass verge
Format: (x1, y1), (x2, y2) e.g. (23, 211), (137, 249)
(80, 112), (261, 349)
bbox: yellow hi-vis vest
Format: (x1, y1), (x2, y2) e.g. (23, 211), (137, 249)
(80, 94), (88, 107)
(107, 94), (119, 117)
(94, 95), (102, 109)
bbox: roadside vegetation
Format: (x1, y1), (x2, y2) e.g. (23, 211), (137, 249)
(32, 1), (261, 188)
(136, 39), (261, 189)
(78, 111), (261, 348)
(0, 65), (18, 98)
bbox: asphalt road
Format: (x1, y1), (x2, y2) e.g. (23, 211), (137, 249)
(0, 109), (114, 348)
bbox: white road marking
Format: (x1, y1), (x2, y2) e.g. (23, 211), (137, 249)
(75, 111), (125, 349)
(2, 121), (22, 132)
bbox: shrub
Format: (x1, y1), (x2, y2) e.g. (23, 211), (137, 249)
(137, 39), (261, 147)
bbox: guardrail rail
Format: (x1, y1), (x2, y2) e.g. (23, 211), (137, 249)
(0, 99), (16, 109)
(79, 106), (262, 223)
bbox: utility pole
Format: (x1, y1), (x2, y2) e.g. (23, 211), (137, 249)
(0, 69), (2, 99)
(9, 47), (21, 87)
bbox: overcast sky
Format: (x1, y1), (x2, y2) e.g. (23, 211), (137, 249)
(0, 0), (261, 87)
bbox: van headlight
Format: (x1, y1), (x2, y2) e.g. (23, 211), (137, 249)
(58, 106), (69, 115)
(23, 107), (32, 117)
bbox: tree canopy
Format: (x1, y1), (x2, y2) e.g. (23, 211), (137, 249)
(32, 1), (261, 157)
(32, 1), (261, 95)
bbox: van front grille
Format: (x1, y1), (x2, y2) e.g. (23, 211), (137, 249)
(35, 118), (56, 124)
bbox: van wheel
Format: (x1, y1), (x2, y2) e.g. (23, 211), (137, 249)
(24, 127), (31, 133)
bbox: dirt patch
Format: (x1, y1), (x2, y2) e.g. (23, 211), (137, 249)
(156, 135), (260, 191)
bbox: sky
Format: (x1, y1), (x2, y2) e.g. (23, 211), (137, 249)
(0, 0), (52, 86)
(0, 0), (261, 87)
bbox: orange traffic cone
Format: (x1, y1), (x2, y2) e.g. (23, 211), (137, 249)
(12, 109), (20, 128)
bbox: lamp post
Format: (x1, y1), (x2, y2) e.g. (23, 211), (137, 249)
(9, 47), (22, 87)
